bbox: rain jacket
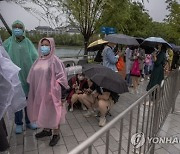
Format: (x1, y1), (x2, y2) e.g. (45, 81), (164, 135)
(0, 40), (26, 120)
(27, 38), (69, 129)
(3, 20), (38, 96)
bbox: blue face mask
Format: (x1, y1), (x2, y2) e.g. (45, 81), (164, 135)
(13, 28), (24, 37)
(40, 46), (51, 56)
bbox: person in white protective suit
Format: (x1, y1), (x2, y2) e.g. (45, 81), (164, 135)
(0, 37), (26, 152)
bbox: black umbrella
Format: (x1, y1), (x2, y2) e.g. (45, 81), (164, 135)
(136, 37), (144, 44)
(141, 46), (155, 54)
(141, 37), (172, 48)
(170, 43), (176, 50)
(104, 34), (139, 46)
(174, 46), (180, 53)
(82, 64), (108, 77)
(82, 64), (129, 94)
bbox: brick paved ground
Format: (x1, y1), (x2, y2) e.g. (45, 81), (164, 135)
(2, 81), (180, 154)
(154, 93), (180, 154)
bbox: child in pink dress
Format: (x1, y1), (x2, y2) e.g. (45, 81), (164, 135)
(27, 38), (69, 146)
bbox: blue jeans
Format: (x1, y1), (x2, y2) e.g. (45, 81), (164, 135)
(126, 74), (132, 87)
(15, 107), (30, 125)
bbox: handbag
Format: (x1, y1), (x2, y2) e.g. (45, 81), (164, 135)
(131, 59), (140, 76)
(116, 57), (125, 71)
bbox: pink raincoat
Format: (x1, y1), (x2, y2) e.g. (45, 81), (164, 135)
(27, 38), (69, 129)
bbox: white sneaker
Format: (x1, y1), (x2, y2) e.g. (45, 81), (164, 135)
(140, 78), (144, 82)
(99, 117), (106, 127)
(147, 77), (150, 80)
(69, 107), (73, 112)
(143, 101), (153, 106)
(130, 89), (135, 94)
(82, 104), (87, 111)
(136, 90), (140, 94)
(84, 110), (96, 118)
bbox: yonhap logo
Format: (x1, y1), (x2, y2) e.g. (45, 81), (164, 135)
(131, 132), (145, 148)
(131, 132), (180, 148)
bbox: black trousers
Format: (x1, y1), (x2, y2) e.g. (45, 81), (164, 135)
(0, 118), (9, 152)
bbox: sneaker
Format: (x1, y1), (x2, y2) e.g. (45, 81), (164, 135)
(143, 101), (153, 106)
(147, 77), (150, 80)
(130, 89), (136, 95)
(83, 110), (97, 118)
(15, 125), (23, 134)
(140, 78), (144, 82)
(69, 107), (73, 112)
(35, 129), (52, 138)
(49, 134), (60, 146)
(26, 123), (37, 130)
(82, 104), (87, 111)
(99, 117), (106, 127)
(136, 90), (140, 94)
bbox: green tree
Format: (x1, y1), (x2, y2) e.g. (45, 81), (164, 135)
(125, 2), (152, 37)
(60, 0), (106, 55)
(98, 1), (152, 37)
(165, 0), (180, 44)
(98, 0), (131, 33)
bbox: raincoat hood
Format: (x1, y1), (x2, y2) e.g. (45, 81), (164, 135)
(12, 20), (26, 37)
(38, 37), (55, 59)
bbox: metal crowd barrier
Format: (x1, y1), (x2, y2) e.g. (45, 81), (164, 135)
(69, 68), (180, 154)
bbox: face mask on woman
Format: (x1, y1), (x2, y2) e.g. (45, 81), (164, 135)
(13, 28), (24, 37)
(40, 46), (51, 56)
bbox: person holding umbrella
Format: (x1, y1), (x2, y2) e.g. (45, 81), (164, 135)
(65, 65), (89, 111)
(87, 39), (108, 63)
(79, 80), (119, 127)
(146, 44), (166, 91)
(67, 73), (89, 112)
(81, 64), (128, 126)
(78, 79), (99, 118)
(102, 42), (121, 72)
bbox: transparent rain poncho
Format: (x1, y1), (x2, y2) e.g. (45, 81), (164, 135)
(0, 42), (26, 120)
(3, 20), (38, 96)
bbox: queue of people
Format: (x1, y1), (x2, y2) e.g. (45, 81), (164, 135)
(0, 20), (120, 151)
(102, 40), (180, 95)
(1, 20), (180, 152)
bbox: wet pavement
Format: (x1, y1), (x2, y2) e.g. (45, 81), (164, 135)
(2, 80), (180, 154)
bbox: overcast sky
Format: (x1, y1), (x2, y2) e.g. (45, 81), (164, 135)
(0, 0), (173, 30)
